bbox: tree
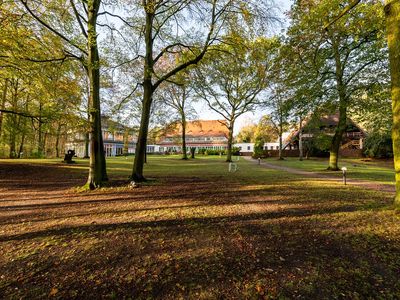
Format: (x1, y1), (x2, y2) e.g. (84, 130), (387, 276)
(18, 0), (108, 189)
(193, 36), (277, 162)
(385, 0), (400, 205)
(127, 0), (275, 181)
(236, 123), (257, 143)
(255, 115), (279, 143)
(0, 7), (83, 159)
(286, 0), (387, 170)
(322, 0), (400, 204)
(266, 88), (290, 160)
(157, 72), (197, 160)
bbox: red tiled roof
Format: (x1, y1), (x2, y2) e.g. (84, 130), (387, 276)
(165, 120), (229, 138)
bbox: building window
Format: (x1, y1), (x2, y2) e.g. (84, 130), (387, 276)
(247, 146), (251, 151)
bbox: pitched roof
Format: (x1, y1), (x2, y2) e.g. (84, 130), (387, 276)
(165, 120), (229, 138)
(283, 113), (366, 147)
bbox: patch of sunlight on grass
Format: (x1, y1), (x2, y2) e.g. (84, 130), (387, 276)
(264, 157), (395, 184)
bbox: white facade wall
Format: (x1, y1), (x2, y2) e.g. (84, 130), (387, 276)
(234, 143), (254, 153)
(264, 142), (280, 150)
(65, 142), (134, 158)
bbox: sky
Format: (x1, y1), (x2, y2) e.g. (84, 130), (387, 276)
(197, 0), (293, 134)
(101, 0), (293, 133)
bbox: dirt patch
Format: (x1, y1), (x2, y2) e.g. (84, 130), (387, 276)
(0, 161), (399, 299)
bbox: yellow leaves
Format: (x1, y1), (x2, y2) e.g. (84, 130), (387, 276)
(48, 287), (58, 296)
(143, 0), (156, 14)
(239, 3), (252, 24)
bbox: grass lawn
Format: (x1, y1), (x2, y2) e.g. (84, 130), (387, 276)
(0, 155), (400, 299)
(263, 156), (396, 185)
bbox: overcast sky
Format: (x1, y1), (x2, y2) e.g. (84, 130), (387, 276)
(197, 0), (293, 134)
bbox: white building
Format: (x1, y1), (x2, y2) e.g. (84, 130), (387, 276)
(65, 117), (136, 157)
(234, 143), (254, 155)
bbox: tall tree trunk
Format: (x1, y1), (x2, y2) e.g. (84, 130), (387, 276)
(385, 0), (400, 206)
(181, 112), (188, 160)
(18, 97), (29, 159)
(180, 86), (188, 160)
(328, 36), (347, 171)
(328, 100), (347, 170)
(9, 134), (16, 158)
(84, 132), (90, 158)
(55, 123), (62, 158)
(0, 79), (8, 139)
(278, 117), (283, 160)
(18, 133), (25, 158)
(226, 121), (234, 162)
(37, 102), (44, 157)
(131, 9), (154, 182)
(9, 80), (18, 158)
(132, 81), (152, 181)
(84, 111), (90, 158)
(299, 117), (303, 161)
(43, 131), (48, 157)
(86, 0), (108, 189)
(123, 128), (130, 156)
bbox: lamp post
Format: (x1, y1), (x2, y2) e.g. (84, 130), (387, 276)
(341, 167), (347, 185)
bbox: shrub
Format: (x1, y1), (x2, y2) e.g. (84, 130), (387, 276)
(252, 137), (265, 159)
(363, 132), (393, 158)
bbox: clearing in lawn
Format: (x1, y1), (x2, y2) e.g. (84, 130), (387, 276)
(0, 156), (400, 299)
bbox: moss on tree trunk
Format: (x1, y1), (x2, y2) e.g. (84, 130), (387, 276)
(328, 100), (347, 171)
(385, 0), (400, 206)
(328, 35), (347, 171)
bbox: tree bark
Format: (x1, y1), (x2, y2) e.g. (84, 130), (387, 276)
(329, 101), (347, 170)
(55, 123), (62, 158)
(385, 0), (400, 206)
(328, 35), (347, 171)
(181, 112), (188, 160)
(226, 120), (234, 162)
(131, 9), (154, 182)
(278, 117), (283, 160)
(37, 101), (44, 157)
(180, 86), (188, 160)
(9, 80), (18, 158)
(133, 84), (152, 181)
(84, 112), (90, 158)
(123, 128), (130, 156)
(43, 130), (48, 156)
(328, 100), (347, 170)
(18, 133), (25, 158)
(190, 147), (196, 159)
(18, 98), (29, 159)
(299, 117), (303, 161)
(9, 134), (16, 158)
(0, 79), (8, 139)
(85, 0), (108, 189)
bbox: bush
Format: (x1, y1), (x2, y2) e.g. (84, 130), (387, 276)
(302, 134), (331, 158)
(363, 132), (393, 158)
(197, 147), (239, 156)
(232, 147), (241, 156)
(252, 137), (265, 159)
(198, 148), (222, 155)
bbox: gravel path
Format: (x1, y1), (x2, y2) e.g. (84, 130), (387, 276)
(244, 157), (395, 194)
